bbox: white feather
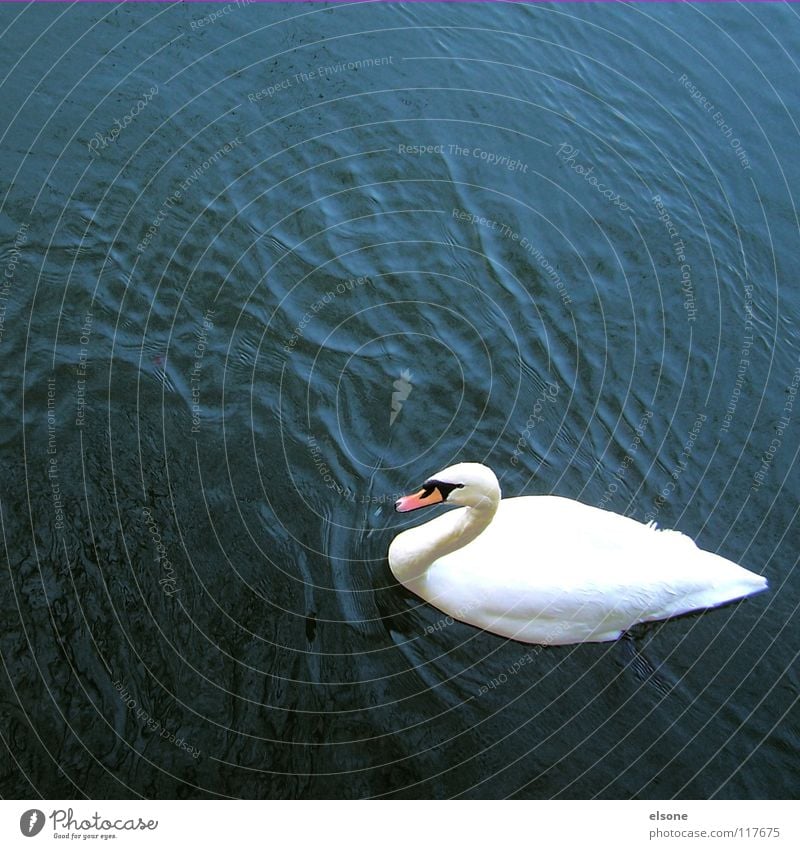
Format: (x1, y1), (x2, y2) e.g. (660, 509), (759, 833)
(389, 463), (768, 645)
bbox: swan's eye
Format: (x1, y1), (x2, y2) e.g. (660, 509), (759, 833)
(424, 480), (464, 501)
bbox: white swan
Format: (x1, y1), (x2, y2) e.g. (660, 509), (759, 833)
(388, 463), (768, 645)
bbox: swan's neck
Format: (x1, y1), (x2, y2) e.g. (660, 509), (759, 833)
(393, 493), (500, 584)
(440, 495), (499, 556)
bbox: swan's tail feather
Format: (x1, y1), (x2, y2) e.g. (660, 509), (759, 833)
(682, 573), (768, 613)
(654, 548), (768, 621)
(643, 523), (769, 612)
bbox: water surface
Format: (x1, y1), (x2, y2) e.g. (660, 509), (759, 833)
(0, 1), (798, 799)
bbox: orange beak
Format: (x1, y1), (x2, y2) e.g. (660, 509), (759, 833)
(395, 486), (445, 513)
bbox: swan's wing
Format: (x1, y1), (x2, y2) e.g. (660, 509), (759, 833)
(425, 496), (766, 638)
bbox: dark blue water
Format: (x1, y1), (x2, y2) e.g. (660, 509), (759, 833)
(1, 1), (798, 799)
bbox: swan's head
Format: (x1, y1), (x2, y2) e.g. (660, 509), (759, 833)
(394, 462), (501, 513)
